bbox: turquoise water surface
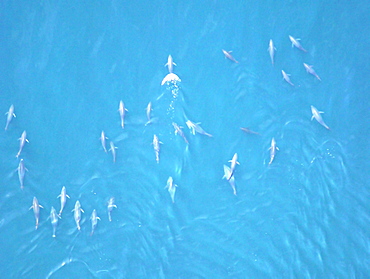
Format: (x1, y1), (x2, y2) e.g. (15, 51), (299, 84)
(0, 1), (368, 278)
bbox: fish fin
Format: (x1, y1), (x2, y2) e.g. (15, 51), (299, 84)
(311, 115), (314, 121)
(39, 205), (44, 208)
(66, 194), (70, 199)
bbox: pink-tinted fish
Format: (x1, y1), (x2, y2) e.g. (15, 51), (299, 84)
(303, 63), (321, 81)
(289, 35), (307, 52)
(222, 49), (239, 63)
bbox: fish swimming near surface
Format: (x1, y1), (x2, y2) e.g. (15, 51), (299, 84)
(282, 70), (294, 86)
(29, 197), (43, 230)
(289, 35), (307, 52)
(186, 120), (213, 137)
(303, 63), (321, 81)
(268, 138), (279, 165)
(240, 127), (260, 135)
(152, 134), (162, 163)
(222, 49), (239, 63)
(16, 130), (29, 158)
(172, 122), (189, 144)
(311, 105), (330, 130)
(5, 104), (15, 131)
(107, 197), (117, 222)
(90, 209), (100, 236)
(100, 131), (108, 153)
(109, 141), (118, 163)
(72, 200), (84, 230)
(165, 55), (177, 73)
(18, 159), (27, 189)
(146, 102), (152, 122)
(222, 165), (237, 195)
(165, 176), (177, 203)
(267, 39), (276, 65)
(50, 206), (60, 238)
(118, 100), (128, 129)
(227, 153), (240, 180)
(57, 186), (70, 216)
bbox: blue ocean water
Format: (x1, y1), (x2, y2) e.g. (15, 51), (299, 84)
(0, 1), (369, 278)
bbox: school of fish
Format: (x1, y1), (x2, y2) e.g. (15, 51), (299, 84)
(6, 36), (330, 235)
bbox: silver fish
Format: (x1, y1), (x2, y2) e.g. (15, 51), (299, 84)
(109, 141), (118, 163)
(311, 105), (330, 130)
(289, 35), (307, 52)
(186, 120), (213, 137)
(107, 197), (117, 222)
(118, 100), (128, 129)
(90, 209), (100, 236)
(267, 39), (276, 65)
(146, 102), (152, 122)
(166, 177), (177, 203)
(29, 197), (43, 229)
(18, 159), (27, 189)
(152, 134), (162, 163)
(222, 49), (239, 63)
(282, 70), (294, 86)
(240, 127), (260, 135)
(50, 206), (60, 238)
(268, 138), (279, 165)
(100, 131), (108, 153)
(165, 55), (177, 73)
(57, 186), (70, 216)
(222, 165), (237, 195)
(228, 153), (240, 180)
(5, 104), (16, 130)
(16, 130), (29, 158)
(304, 63), (321, 81)
(72, 200), (84, 230)
(172, 122), (189, 144)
